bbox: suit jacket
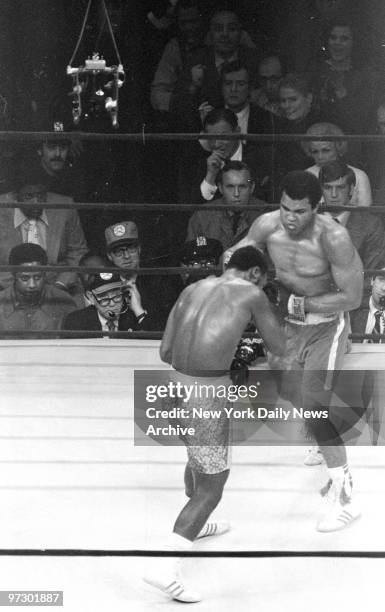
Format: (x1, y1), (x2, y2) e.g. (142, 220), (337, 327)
(62, 305), (134, 336)
(186, 195), (269, 250)
(350, 304), (370, 339)
(170, 46), (260, 131)
(346, 210), (385, 273)
(0, 192), (88, 290)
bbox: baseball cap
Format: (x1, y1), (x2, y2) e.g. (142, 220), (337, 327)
(105, 221), (139, 251)
(87, 272), (122, 295)
(180, 236), (223, 265)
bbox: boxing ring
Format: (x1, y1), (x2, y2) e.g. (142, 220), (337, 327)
(1, 130), (385, 609)
(0, 338), (384, 610)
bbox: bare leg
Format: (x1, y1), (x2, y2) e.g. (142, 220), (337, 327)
(174, 470), (230, 541)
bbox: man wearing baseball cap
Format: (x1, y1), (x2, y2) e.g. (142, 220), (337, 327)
(104, 220), (178, 330)
(62, 261), (130, 336)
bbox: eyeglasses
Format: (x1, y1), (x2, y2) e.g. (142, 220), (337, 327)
(112, 245), (138, 257)
(93, 293), (123, 307)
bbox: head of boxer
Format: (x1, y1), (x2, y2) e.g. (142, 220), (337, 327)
(371, 268), (385, 311)
(279, 171), (322, 237)
(319, 160), (355, 213)
(85, 272), (124, 321)
(226, 245), (268, 288)
(180, 237), (223, 285)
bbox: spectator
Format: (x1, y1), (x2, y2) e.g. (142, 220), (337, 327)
(180, 236), (223, 286)
(350, 267), (385, 342)
(275, 73), (321, 179)
(170, 6), (259, 131)
(250, 55), (285, 116)
(187, 161), (269, 250)
(199, 60), (277, 198)
(306, 16), (380, 133)
(319, 160), (385, 293)
(105, 220), (179, 330)
(0, 243), (76, 338)
(62, 268), (129, 336)
(180, 107), (273, 204)
(0, 172), (88, 293)
(303, 122), (372, 206)
(151, 0), (205, 113)
(279, 0), (353, 74)
(364, 101), (385, 204)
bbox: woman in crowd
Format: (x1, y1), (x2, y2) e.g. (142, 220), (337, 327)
(303, 122), (372, 207)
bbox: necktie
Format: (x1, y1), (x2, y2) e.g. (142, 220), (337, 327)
(26, 219), (40, 246)
(372, 310), (384, 343)
(107, 319), (116, 336)
(231, 212), (242, 235)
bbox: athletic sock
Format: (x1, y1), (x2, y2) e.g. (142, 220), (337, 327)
(328, 464), (352, 504)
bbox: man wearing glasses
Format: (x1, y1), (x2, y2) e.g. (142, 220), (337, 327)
(62, 266), (128, 335)
(104, 221), (174, 331)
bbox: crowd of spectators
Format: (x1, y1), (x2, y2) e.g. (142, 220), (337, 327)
(1, 0), (385, 339)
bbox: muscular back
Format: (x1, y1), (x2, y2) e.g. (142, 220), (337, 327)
(161, 274), (283, 372)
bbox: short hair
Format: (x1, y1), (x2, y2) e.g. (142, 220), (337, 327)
(227, 246), (267, 275)
(9, 243), (48, 266)
(278, 73), (311, 97)
(373, 266), (385, 280)
(217, 160), (253, 184)
(319, 160), (356, 187)
(280, 171), (322, 209)
(258, 54), (285, 74)
(78, 251), (110, 291)
(203, 107), (238, 131)
(324, 17), (354, 44)
(302, 122), (347, 157)
(210, 3), (241, 23)
(221, 60), (250, 84)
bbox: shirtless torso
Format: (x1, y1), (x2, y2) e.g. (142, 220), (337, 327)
(225, 199), (363, 314)
(160, 269), (284, 372)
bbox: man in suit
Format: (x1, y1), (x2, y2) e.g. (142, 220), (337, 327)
(105, 220), (179, 330)
(351, 268), (385, 342)
(0, 172), (88, 293)
(170, 6), (259, 131)
(62, 266), (129, 336)
(187, 160), (269, 250)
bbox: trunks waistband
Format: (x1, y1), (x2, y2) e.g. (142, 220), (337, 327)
(174, 367), (230, 377)
(285, 312), (339, 326)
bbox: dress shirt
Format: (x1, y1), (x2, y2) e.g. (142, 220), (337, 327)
(364, 297), (385, 342)
(200, 142), (243, 200)
(14, 208), (49, 250)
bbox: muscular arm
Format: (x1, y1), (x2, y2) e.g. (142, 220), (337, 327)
(304, 226), (363, 313)
(159, 302), (177, 364)
(251, 289), (286, 356)
(223, 212), (274, 266)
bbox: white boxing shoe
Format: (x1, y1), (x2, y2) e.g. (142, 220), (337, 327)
(143, 560), (202, 603)
(317, 500), (361, 532)
(196, 521), (230, 539)
(143, 574), (202, 603)
(304, 446), (323, 466)
(317, 477), (361, 532)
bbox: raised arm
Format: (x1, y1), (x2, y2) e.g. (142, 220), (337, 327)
(304, 225), (363, 313)
(223, 211), (275, 266)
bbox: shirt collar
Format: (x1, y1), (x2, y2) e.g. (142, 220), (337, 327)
(230, 142), (243, 161)
(97, 310), (117, 329)
(236, 103), (250, 123)
(369, 296), (384, 315)
(214, 51), (238, 69)
(14, 208), (49, 229)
